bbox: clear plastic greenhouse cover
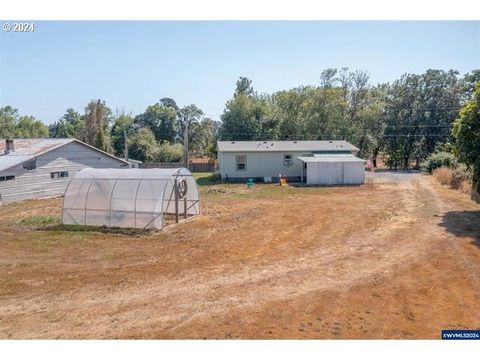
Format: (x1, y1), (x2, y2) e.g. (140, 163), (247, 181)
(62, 168), (200, 229)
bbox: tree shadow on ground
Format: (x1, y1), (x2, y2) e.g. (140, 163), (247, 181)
(440, 211), (480, 249)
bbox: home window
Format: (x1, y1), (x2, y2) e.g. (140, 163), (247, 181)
(0, 175), (15, 182)
(51, 171), (69, 179)
(283, 154), (293, 166)
(236, 155), (247, 171)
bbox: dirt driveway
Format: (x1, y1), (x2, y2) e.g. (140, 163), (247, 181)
(0, 173), (479, 339)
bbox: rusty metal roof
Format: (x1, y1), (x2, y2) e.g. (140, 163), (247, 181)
(0, 138), (74, 156)
(0, 138), (75, 173)
(0, 138), (129, 173)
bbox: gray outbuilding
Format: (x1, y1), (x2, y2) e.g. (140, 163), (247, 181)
(298, 154), (365, 185)
(0, 138), (131, 204)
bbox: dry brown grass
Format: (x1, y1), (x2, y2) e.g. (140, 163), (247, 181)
(433, 167), (453, 186)
(1, 175), (480, 339)
(459, 180), (473, 196)
(432, 166), (478, 200)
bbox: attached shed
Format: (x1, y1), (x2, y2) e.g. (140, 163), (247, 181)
(62, 168), (200, 229)
(298, 154), (365, 185)
(0, 138), (131, 204)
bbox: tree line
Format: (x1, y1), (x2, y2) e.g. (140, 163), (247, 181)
(219, 69), (479, 170)
(0, 67), (478, 171)
(0, 99), (219, 163)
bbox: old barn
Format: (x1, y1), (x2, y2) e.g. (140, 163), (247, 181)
(0, 138), (130, 204)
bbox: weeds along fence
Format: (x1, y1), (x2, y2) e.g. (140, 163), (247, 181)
(432, 166), (480, 203)
(141, 161), (216, 173)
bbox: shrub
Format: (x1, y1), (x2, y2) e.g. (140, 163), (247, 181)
(459, 180), (472, 196)
(450, 164), (471, 190)
(420, 152), (457, 173)
(155, 141), (184, 162)
(433, 167), (453, 186)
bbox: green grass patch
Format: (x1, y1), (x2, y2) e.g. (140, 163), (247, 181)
(20, 215), (60, 226)
(200, 182), (327, 200)
(194, 172), (222, 186)
(51, 224), (154, 237)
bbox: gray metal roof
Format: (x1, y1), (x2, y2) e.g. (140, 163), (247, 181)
(0, 155), (33, 173)
(298, 155), (365, 163)
(0, 138), (74, 173)
(217, 140), (359, 152)
(0, 138), (129, 173)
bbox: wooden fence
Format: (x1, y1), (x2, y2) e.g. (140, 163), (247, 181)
(140, 161), (216, 173)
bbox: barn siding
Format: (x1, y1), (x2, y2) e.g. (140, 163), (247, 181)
(0, 141), (127, 203)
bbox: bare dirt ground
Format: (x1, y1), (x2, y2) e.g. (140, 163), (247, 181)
(0, 173), (479, 339)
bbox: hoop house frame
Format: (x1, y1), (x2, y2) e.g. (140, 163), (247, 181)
(62, 168), (200, 229)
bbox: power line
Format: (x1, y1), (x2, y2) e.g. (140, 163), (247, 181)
(384, 124), (452, 128)
(381, 134), (451, 138)
(384, 107), (461, 111)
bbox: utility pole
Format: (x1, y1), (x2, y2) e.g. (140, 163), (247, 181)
(183, 115), (189, 169)
(123, 126), (128, 162)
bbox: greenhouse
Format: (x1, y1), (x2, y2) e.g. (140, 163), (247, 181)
(62, 167), (200, 229)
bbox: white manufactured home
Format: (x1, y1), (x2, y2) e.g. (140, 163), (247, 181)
(217, 140), (365, 185)
(0, 138), (131, 204)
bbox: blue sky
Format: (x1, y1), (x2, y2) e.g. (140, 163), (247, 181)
(1, 21), (479, 124)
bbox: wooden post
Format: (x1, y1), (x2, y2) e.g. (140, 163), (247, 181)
(184, 115), (189, 169)
(174, 178), (179, 223)
(123, 126), (128, 162)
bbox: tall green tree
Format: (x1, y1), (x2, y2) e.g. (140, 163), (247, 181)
(15, 116), (49, 138)
(189, 117), (220, 157)
(273, 87), (310, 140)
(383, 70), (462, 169)
(220, 77), (269, 141)
(49, 108), (84, 138)
(111, 113), (134, 158)
(0, 106), (19, 138)
(0, 106), (49, 138)
(463, 69), (480, 100)
(134, 103), (177, 143)
(320, 68), (338, 89)
(128, 127), (158, 162)
(304, 87), (348, 140)
(159, 97), (179, 111)
(82, 100), (113, 152)
(178, 104), (204, 139)
(220, 95), (268, 141)
(155, 141), (184, 162)
(234, 77), (254, 97)
(452, 82), (480, 186)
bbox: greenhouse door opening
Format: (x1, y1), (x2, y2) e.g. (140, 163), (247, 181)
(61, 168), (200, 229)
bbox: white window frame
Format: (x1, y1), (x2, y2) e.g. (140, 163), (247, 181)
(236, 154), (247, 171)
(283, 154), (293, 167)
